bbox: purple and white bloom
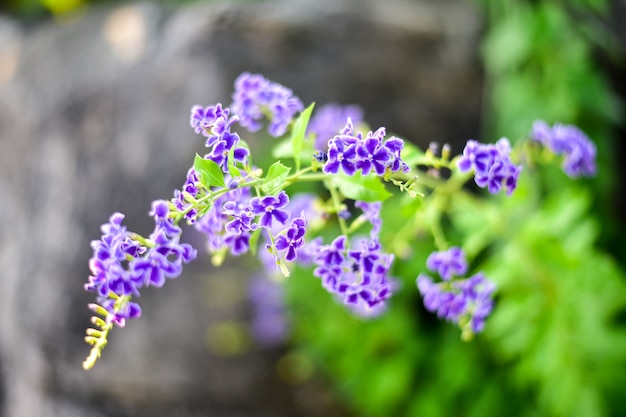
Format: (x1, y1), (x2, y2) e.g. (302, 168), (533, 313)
(131, 213), (197, 288)
(85, 208), (197, 326)
(531, 120), (597, 178)
(349, 238), (381, 274)
(355, 129), (392, 176)
(250, 191), (290, 229)
(455, 272), (496, 333)
(150, 200), (180, 236)
(223, 233), (251, 256)
(275, 215), (307, 262)
(223, 201), (257, 235)
(190, 104), (230, 138)
(458, 138), (522, 196)
(193, 180), (256, 257)
(426, 247), (468, 281)
(417, 247), (496, 335)
(323, 120), (409, 177)
(172, 168), (202, 224)
(98, 299), (142, 327)
(307, 103), (364, 150)
(131, 237), (184, 288)
(189, 104), (237, 148)
(383, 136), (410, 173)
(324, 133), (358, 175)
(86, 212), (141, 299)
(312, 234), (396, 315)
(206, 128), (249, 173)
(231, 72), (304, 137)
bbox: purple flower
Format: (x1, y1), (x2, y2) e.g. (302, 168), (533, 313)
(275, 215), (307, 262)
(231, 72), (304, 137)
(458, 138), (522, 196)
(189, 102), (250, 174)
(99, 299), (142, 327)
(250, 191), (290, 229)
(349, 239), (381, 274)
(224, 233), (250, 256)
(383, 137), (410, 173)
(456, 273), (495, 333)
(323, 134), (358, 175)
(85, 213), (141, 299)
(323, 121), (409, 177)
(150, 200), (180, 236)
(172, 168), (202, 224)
(530, 120), (552, 145)
(426, 247), (468, 281)
(307, 103), (364, 150)
(194, 181), (255, 257)
(530, 120), (597, 178)
(190, 104), (230, 144)
(317, 235), (347, 266)
(131, 216), (197, 288)
(206, 129), (249, 173)
(313, 262), (343, 291)
(457, 140), (494, 174)
(223, 201), (257, 235)
(475, 158), (507, 194)
(85, 209), (197, 327)
(312, 234), (396, 315)
(355, 129), (391, 176)
(131, 249), (178, 288)
(417, 250), (496, 335)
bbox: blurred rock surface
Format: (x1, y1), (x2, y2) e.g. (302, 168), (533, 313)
(0, 0), (482, 416)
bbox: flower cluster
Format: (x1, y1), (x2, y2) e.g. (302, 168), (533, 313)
(190, 104), (249, 173)
(194, 182), (257, 257)
(231, 72), (304, 137)
(323, 120), (409, 177)
(457, 138), (522, 196)
(85, 202), (197, 327)
(307, 103), (364, 151)
(531, 120), (597, 178)
(84, 71), (597, 371)
(312, 235), (395, 316)
(416, 247), (495, 338)
(308, 201), (396, 317)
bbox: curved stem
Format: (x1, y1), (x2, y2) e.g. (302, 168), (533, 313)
(324, 179), (350, 238)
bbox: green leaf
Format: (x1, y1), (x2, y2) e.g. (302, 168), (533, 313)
(194, 154), (225, 188)
(262, 161), (291, 193)
(227, 146), (242, 178)
(272, 137), (294, 159)
(290, 103), (315, 171)
(331, 172), (392, 202)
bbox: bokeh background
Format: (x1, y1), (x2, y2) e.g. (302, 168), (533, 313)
(0, 0), (625, 416)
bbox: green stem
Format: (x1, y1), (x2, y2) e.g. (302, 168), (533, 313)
(175, 178), (265, 222)
(325, 179), (350, 238)
(429, 205), (448, 251)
